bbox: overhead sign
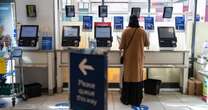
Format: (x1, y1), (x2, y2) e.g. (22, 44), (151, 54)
(99, 5), (108, 17)
(70, 52), (107, 110)
(144, 16), (154, 30)
(83, 16), (93, 30)
(65, 5), (75, 17)
(114, 16), (123, 30)
(175, 16), (185, 30)
(94, 22), (111, 27)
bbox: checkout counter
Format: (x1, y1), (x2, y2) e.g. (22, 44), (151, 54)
(56, 25), (189, 94)
(56, 49), (189, 94)
(16, 25), (55, 95)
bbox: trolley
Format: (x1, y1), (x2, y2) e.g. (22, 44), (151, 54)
(0, 47), (26, 107)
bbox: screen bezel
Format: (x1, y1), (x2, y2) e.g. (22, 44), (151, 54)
(62, 26), (80, 38)
(94, 26), (112, 39)
(131, 7), (141, 18)
(65, 5), (75, 17)
(19, 25), (39, 38)
(99, 5), (108, 17)
(157, 27), (176, 39)
(163, 7), (173, 18)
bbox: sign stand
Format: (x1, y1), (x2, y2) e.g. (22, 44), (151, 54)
(69, 48), (108, 110)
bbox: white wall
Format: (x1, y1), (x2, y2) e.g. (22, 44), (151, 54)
(15, 0), (55, 88)
(15, 0), (54, 38)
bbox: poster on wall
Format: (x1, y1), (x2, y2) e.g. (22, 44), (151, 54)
(144, 17), (154, 30)
(0, 3), (15, 37)
(83, 16), (93, 30)
(114, 16), (123, 30)
(206, 1), (208, 22)
(26, 5), (37, 17)
(183, 5), (189, 13)
(175, 16), (185, 30)
(156, 7), (164, 22)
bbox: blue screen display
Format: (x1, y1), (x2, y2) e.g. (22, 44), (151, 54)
(21, 26), (37, 37)
(83, 16), (93, 30)
(114, 16), (123, 30)
(144, 17), (154, 30)
(96, 27), (111, 38)
(175, 16), (185, 30)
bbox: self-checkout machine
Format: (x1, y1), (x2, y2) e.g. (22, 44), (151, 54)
(17, 23), (56, 95)
(18, 25), (39, 49)
(158, 7), (177, 50)
(94, 22), (112, 48)
(94, 5), (113, 48)
(149, 6), (189, 93)
(56, 4), (84, 94)
(62, 4), (81, 47)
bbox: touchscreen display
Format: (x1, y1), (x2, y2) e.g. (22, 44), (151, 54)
(95, 27), (111, 38)
(64, 27), (79, 37)
(158, 27), (175, 38)
(21, 26), (38, 37)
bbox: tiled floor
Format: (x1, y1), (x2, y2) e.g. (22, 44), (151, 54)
(0, 91), (208, 110)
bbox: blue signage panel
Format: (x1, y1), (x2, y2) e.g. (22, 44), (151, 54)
(144, 17), (154, 30)
(196, 15), (200, 22)
(70, 52), (107, 110)
(83, 16), (93, 30)
(175, 16), (185, 30)
(114, 16), (123, 30)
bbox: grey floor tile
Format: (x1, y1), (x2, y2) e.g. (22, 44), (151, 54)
(1, 91), (207, 110)
(111, 91), (132, 110)
(177, 95), (206, 106)
(187, 104), (208, 110)
(142, 101), (165, 110)
(162, 105), (192, 110)
(143, 94), (159, 102)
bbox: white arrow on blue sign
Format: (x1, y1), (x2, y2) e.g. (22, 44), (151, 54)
(79, 58), (95, 76)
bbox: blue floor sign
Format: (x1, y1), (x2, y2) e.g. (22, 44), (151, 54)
(70, 52), (107, 110)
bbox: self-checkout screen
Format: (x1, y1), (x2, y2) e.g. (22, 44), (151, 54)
(158, 27), (175, 38)
(95, 27), (111, 38)
(63, 26), (79, 37)
(20, 26), (38, 38)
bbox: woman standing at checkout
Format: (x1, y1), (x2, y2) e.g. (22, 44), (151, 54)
(119, 15), (149, 109)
